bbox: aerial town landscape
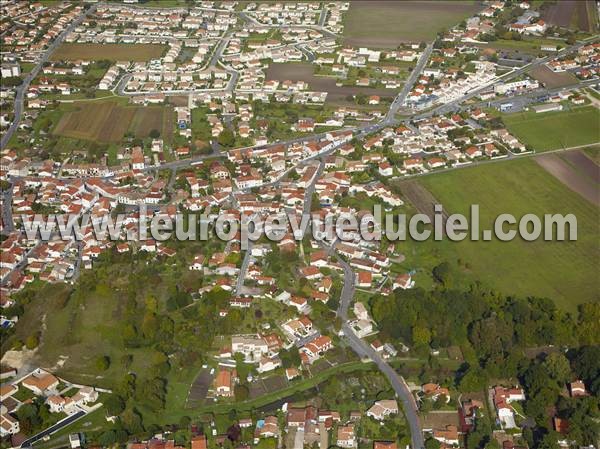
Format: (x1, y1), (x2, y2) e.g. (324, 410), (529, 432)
(0, 1), (599, 449)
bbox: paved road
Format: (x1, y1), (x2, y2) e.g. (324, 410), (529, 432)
(384, 43), (434, 124)
(298, 149), (424, 448)
(20, 411), (85, 448)
(318, 7), (328, 27)
(0, 5), (96, 150)
(235, 242), (253, 295)
(238, 11), (338, 39)
(302, 159), (325, 216)
(409, 36), (599, 120)
(398, 141), (600, 182)
(141, 150), (224, 172)
(1, 181), (15, 235)
(471, 78), (599, 110)
(333, 252), (425, 449)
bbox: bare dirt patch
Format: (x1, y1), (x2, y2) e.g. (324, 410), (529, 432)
(535, 153), (599, 206)
(266, 63), (398, 104)
(542, 1), (577, 28)
(51, 43), (167, 62)
(530, 65), (577, 88)
(168, 96), (190, 107)
(541, 0), (596, 32)
(561, 150), (600, 183)
(399, 180), (450, 230)
(185, 368), (212, 408)
(422, 411), (460, 431)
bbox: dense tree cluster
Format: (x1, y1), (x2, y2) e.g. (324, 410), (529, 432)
(369, 274), (599, 448)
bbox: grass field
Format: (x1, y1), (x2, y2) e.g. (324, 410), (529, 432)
(53, 100), (173, 143)
(343, 1), (480, 48)
(51, 43), (167, 61)
(478, 37), (568, 55)
(400, 158), (599, 311)
(503, 106), (600, 151)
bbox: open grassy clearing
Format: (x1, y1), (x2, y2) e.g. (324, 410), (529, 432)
(503, 106), (600, 151)
(53, 100), (174, 143)
(51, 43), (167, 61)
(396, 157), (599, 311)
(343, 1), (480, 48)
(477, 37), (568, 55)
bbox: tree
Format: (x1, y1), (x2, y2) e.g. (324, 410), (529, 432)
(121, 406), (144, 435)
(179, 415), (191, 428)
(412, 325), (431, 347)
(568, 346), (600, 395)
(542, 352), (571, 385)
(1, 76), (23, 87)
(432, 262), (451, 287)
(218, 128), (235, 147)
(424, 437), (441, 449)
(95, 355), (110, 371)
(149, 129), (161, 139)
(279, 347), (301, 368)
(25, 334), (39, 349)
(458, 365), (487, 392)
(98, 430), (117, 446)
(104, 394), (125, 416)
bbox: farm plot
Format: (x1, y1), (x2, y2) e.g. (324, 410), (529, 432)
(561, 150), (600, 183)
(185, 369), (212, 408)
(343, 1), (481, 48)
(51, 43), (167, 61)
(396, 158), (600, 311)
(53, 101), (173, 143)
(130, 106), (174, 141)
(53, 101), (135, 142)
(541, 0), (597, 33)
(535, 153), (599, 206)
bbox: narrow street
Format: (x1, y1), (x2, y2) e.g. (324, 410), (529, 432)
(300, 156), (425, 449)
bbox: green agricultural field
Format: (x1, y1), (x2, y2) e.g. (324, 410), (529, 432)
(399, 158), (599, 311)
(343, 1), (480, 48)
(503, 106), (600, 151)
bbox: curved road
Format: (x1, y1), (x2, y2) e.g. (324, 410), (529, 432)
(300, 156), (424, 448)
(333, 252), (425, 449)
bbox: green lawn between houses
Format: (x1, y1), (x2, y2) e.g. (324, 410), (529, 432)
(503, 106), (600, 152)
(396, 157), (599, 311)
